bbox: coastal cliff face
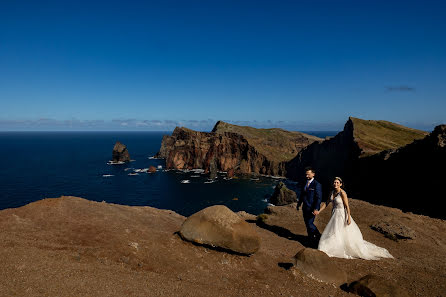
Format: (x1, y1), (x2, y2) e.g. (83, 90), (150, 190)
(286, 117), (428, 184)
(286, 117), (446, 218)
(156, 122), (322, 176)
(351, 124), (446, 217)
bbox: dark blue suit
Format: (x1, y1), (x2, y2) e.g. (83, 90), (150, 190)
(298, 179), (323, 239)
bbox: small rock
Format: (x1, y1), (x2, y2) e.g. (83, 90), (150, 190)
(370, 221), (416, 240)
(293, 248), (347, 285)
(236, 211), (257, 221)
(270, 182), (297, 206)
(348, 274), (411, 297)
(148, 166), (157, 173)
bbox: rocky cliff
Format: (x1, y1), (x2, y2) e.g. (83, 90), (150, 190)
(286, 117), (427, 182)
(285, 117), (446, 218)
(350, 124), (446, 217)
(156, 121), (321, 176)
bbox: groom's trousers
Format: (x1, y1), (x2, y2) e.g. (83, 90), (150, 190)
(302, 208), (320, 239)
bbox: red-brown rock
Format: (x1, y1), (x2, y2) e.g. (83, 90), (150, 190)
(179, 205), (261, 255)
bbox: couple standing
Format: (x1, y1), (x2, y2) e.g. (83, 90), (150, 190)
(297, 167), (393, 260)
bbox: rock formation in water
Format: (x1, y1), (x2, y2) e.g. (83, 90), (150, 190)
(270, 182), (297, 206)
(155, 121), (321, 176)
(112, 141), (131, 162)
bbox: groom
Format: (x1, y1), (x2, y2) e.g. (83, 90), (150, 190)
(297, 166), (323, 247)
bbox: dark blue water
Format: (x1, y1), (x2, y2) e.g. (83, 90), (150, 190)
(0, 131), (338, 216)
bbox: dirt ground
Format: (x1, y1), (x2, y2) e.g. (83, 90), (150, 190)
(0, 196), (445, 296)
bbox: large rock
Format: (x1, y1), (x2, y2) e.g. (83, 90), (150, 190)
(179, 205), (261, 255)
(293, 248), (348, 285)
(112, 141), (130, 162)
(155, 121), (321, 176)
(348, 274), (411, 297)
(269, 182), (297, 206)
(371, 220), (416, 241)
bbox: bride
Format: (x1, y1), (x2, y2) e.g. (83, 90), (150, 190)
(315, 177), (393, 260)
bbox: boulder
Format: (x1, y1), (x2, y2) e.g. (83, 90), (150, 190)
(269, 182), (297, 206)
(371, 221), (416, 241)
(293, 248), (347, 285)
(148, 166), (157, 173)
(348, 274), (411, 297)
(227, 168), (235, 178)
(112, 141), (130, 162)
(179, 205), (261, 255)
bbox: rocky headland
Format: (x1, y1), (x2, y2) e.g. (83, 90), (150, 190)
(156, 121), (321, 176)
(156, 117), (446, 218)
(1, 196), (445, 296)
(286, 117), (445, 218)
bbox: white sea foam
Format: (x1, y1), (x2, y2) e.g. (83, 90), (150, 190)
(180, 180), (190, 184)
(102, 174), (114, 177)
(128, 173), (139, 176)
(107, 161), (125, 165)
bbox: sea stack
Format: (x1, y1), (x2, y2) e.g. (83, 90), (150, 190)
(112, 141), (131, 162)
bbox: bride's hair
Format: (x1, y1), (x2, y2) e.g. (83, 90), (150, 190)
(334, 176), (344, 188)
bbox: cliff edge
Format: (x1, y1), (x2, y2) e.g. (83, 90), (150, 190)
(156, 121), (322, 176)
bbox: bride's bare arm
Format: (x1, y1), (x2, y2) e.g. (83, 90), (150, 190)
(340, 190), (351, 225)
(313, 202), (326, 215)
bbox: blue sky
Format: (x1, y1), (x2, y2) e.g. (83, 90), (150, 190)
(1, 0), (445, 131)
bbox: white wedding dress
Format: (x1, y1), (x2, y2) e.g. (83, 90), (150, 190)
(318, 191), (393, 260)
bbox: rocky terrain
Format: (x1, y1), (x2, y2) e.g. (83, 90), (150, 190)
(156, 121), (321, 176)
(1, 196), (445, 296)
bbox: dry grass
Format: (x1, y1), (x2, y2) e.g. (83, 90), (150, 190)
(212, 121), (322, 162)
(350, 117), (428, 157)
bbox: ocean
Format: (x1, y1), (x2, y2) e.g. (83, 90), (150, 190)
(0, 131), (337, 216)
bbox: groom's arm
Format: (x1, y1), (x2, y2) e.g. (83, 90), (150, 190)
(296, 191), (302, 209)
(312, 182), (323, 211)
